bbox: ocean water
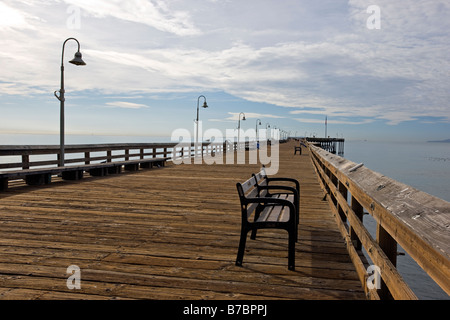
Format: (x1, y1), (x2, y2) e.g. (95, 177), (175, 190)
(1, 134), (449, 299)
(344, 140), (450, 300)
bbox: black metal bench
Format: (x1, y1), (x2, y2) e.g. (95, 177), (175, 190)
(0, 157), (168, 191)
(252, 167), (300, 234)
(235, 170), (300, 271)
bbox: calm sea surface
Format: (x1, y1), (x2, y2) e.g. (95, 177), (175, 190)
(1, 134), (449, 299)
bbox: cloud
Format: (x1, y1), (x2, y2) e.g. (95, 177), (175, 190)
(210, 112), (285, 123)
(0, 0), (449, 132)
(63, 0), (200, 36)
(0, 2), (32, 29)
(105, 101), (150, 109)
(226, 112), (285, 121)
(294, 118), (375, 125)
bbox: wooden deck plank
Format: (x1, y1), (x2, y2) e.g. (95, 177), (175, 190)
(0, 141), (365, 300)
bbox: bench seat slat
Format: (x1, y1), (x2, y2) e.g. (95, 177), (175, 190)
(257, 205), (274, 222)
(266, 205), (283, 222)
(278, 207), (290, 222)
(256, 204), (290, 223)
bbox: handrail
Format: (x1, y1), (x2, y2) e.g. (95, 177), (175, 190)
(308, 143), (450, 299)
(0, 141), (247, 171)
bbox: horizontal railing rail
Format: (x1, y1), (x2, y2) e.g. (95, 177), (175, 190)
(0, 138), (285, 172)
(0, 141), (252, 171)
(308, 143), (450, 299)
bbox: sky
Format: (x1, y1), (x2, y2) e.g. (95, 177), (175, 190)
(0, 0), (449, 143)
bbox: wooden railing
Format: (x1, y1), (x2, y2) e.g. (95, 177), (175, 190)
(308, 143), (450, 299)
(306, 137), (345, 155)
(0, 141), (244, 171)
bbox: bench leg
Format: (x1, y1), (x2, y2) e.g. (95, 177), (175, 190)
(235, 228), (249, 267)
(250, 229), (257, 240)
(288, 228), (296, 271)
(250, 212), (260, 240)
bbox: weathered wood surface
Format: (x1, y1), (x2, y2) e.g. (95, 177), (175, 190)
(310, 145), (450, 297)
(0, 142), (365, 300)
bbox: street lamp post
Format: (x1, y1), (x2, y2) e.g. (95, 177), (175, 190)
(237, 112), (246, 149)
(195, 95), (208, 157)
(255, 119), (261, 143)
(54, 38), (86, 167)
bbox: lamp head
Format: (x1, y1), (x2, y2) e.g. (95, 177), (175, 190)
(243, 116), (246, 121)
(69, 51), (86, 66)
(202, 101), (208, 108)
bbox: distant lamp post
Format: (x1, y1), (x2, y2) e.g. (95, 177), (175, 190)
(195, 95), (208, 157)
(237, 112), (246, 149)
(54, 37), (86, 167)
(255, 119), (262, 142)
(272, 125), (278, 141)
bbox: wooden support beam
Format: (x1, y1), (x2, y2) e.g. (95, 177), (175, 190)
(0, 178), (8, 191)
(25, 173), (51, 186)
(61, 170), (84, 181)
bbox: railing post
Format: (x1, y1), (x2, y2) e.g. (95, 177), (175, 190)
(180, 147), (184, 159)
(22, 155), (30, 170)
(85, 152), (90, 165)
(350, 196), (363, 251)
(337, 181), (348, 223)
(377, 223), (398, 299)
(329, 171), (338, 207)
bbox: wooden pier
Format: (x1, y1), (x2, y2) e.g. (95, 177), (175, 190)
(0, 140), (449, 300)
(306, 137), (345, 155)
(0, 141), (365, 300)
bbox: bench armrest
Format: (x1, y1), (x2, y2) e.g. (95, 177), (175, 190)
(257, 185), (299, 212)
(266, 177), (300, 191)
(257, 185), (298, 195)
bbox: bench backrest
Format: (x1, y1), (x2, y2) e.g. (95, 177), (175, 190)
(236, 176), (258, 199)
(236, 176), (260, 220)
(253, 168), (269, 197)
(237, 167), (269, 200)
